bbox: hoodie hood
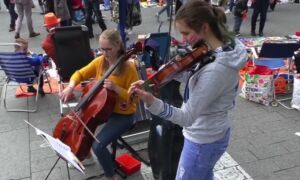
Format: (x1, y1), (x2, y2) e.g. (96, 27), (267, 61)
(215, 39), (248, 71)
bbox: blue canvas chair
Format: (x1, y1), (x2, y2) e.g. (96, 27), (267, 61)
(0, 43), (52, 112)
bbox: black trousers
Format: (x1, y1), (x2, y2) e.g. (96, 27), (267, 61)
(84, 0), (107, 36)
(8, 2), (18, 28)
(251, 2), (269, 33)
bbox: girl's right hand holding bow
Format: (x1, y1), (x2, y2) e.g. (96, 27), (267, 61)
(128, 80), (155, 107)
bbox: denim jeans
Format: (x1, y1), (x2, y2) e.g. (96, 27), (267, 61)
(9, 2), (18, 28)
(233, 16), (243, 33)
(92, 113), (135, 177)
(175, 128), (231, 180)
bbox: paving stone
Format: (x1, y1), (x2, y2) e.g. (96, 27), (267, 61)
(228, 150), (257, 164)
(240, 158), (280, 177)
(273, 166), (300, 180)
(215, 166), (251, 180)
(272, 152), (300, 170)
(31, 167), (63, 180)
(247, 143), (289, 160)
(0, 128), (30, 180)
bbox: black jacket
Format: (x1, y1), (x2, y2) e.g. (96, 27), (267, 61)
(234, 0), (248, 17)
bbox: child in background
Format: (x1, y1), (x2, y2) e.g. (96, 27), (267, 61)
(15, 38), (47, 96)
(233, 0), (248, 36)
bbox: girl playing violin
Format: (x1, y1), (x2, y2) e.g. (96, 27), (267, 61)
(129, 1), (248, 180)
(60, 29), (139, 180)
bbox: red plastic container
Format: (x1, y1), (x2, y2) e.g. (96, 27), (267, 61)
(115, 153), (141, 175)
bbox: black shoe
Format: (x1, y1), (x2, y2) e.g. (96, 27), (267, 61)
(15, 33), (20, 39)
(29, 32), (40, 38)
(27, 86), (37, 93)
(9, 27), (15, 32)
(259, 32), (264, 37)
(89, 33), (94, 38)
(235, 32), (241, 37)
(251, 32), (256, 36)
(38, 89), (45, 97)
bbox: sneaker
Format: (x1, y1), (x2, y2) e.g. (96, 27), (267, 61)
(126, 29), (132, 35)
(235, 32), (241, 37)
(251, 32), (256, 36)
(15, 33), (20, 39)
(225, 9), (231, 14)
(29, 32), (40, 38)
(89, 33), (94, 38)
(258, 32), (264, 37)
(9, 27), (15, 32)
(38, 89), (45, 97)
(27, 86), (37, 93)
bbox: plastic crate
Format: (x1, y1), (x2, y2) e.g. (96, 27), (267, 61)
(115, 153), (141, 176)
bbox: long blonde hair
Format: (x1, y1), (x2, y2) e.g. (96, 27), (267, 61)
(99, 29), (126, 75)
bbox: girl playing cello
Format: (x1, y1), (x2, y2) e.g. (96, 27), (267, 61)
(60, 29), (139, 180)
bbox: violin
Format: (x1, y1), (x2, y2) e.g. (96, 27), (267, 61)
(53, 43), (143, 161)
(143, 42), (214, 92)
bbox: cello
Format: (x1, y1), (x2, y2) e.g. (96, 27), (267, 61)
(53, 43), (143, 161)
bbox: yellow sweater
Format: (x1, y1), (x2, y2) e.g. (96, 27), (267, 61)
(70, 55), (139, 115)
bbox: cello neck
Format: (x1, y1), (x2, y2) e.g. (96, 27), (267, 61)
(74, 47), (141, 111)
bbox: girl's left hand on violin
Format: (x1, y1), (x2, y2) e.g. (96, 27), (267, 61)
(129, 80), (155, 107)
(103, 79), (117, 92)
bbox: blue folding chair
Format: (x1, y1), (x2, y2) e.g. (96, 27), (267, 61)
(252, 40), (300, 108)
(0, 44), (51, 112)
(141, 32), (171, 69)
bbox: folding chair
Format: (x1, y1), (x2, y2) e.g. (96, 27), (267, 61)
(141, 32), (171, 69)
(252, 40), (300, 108)
(0, 43), (52, 112)
(50, 25), (94, 115)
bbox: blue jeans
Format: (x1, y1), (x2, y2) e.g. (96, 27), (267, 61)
(233, 16), (243, 33)
(92, 113), (135, 177)
(175, 128), (230, 180)
(104, 0), (111, 8)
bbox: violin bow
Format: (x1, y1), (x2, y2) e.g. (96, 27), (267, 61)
(57, 94), (100, 144)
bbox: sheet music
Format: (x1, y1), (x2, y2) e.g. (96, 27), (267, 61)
(24, 120), (85, 174)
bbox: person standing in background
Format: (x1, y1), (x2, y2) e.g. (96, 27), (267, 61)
(14, 0), (40, 39)
(84, 0), (107, 38)
(54, 0), (72, 26)
(233, 0), (248, 36)
(38, 0), (45, 14)
(251, 0), (270, 36)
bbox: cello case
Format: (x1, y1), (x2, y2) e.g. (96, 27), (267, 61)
(148, 80), (184, 180)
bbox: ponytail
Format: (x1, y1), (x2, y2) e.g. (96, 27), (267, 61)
(175, 1), (233, 43)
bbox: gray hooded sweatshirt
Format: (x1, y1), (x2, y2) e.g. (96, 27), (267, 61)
(147, 39), (248, 144)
